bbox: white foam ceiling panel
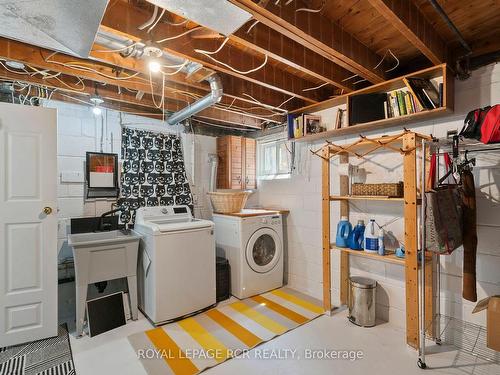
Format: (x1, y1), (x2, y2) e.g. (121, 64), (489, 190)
(0, 0), (109, 57)
(146, 0), (252, 36)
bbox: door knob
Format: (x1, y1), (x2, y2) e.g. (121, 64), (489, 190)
(43, 207), (53, 215)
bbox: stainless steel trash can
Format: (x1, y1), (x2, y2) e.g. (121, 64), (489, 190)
(348, 276), (377, 327)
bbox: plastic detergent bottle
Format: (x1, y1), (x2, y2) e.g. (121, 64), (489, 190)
(347, 220), (365, 250)
(335, 216), (352, 248)
(378, 228), (385, 256)
(364, 219), (379, 253)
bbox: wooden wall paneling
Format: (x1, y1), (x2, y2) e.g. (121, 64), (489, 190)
(231, 136), (243, 189)
(339, 153), (350, 305)
(244, 138), (257, 189)
(217, 137), (230, 189)
(403, 132), (419, 349)
(322, 146), (332, 313)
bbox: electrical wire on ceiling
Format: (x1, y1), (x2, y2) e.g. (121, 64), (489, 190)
(147, 9), (166, 33)
(155, 26), (203, 43)
(138, 5), (159, 30)
(194, 38), (269, 75)
(296, 0), (325, 13)
(164, 18), (189, 27)
(277, 95), (296, 109)
(160, 61), (188, 75)
(195, 37), (230, 55)
(302, 81), (329, 92)
(0, 60), (29, 75)
(44, 52), (143, 82)
(246, 20), (259, 33)
(92, 42), (140, 54)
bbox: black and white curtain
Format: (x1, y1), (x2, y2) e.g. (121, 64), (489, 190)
(118, 127), (193, 224)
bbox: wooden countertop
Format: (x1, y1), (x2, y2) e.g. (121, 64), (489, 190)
(213, 208), (290, 218)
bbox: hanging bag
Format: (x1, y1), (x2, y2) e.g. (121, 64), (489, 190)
(460, 105), (500, 144)
(425, 153), (463, 254)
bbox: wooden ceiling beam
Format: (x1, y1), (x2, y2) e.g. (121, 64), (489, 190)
(229, 0), (386, 83)
(100, 0), (330, 104)
(229, 22), (356, 93)
(367, 0), (447, 65)
(0, 38), (283, 122)
(0, 65), (265, 129)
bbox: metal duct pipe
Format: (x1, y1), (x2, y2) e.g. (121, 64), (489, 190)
(427, 0), (472, 55)
(94, 30), (223, 124)
(167, 75), (223, 125)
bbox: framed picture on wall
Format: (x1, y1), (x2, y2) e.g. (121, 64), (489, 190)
(304, 115), (324, 135)
(86, 152), (119, 198)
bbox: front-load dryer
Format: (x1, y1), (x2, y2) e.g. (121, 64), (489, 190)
(212, 210), (284, 299)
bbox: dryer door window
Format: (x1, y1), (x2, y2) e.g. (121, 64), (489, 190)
(246, 228), (282, 273)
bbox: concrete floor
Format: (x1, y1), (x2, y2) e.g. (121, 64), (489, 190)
(69, 308), (500, 375)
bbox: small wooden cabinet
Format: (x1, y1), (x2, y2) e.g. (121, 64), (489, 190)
(217, 136), (256, 190)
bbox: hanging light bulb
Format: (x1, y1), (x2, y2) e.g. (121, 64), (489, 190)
(90, 85), (104, 116)
(148, 59), (161, 73)
(92, 105), (102, 116)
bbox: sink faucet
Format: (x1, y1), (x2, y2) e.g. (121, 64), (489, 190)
(97, 207), (124, 231)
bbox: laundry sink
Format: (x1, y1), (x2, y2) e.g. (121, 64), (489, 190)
(68, 230), (142, 337)
(68, 229), (141, 247)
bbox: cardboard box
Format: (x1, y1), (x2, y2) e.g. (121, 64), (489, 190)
(472, 296), (500, 351)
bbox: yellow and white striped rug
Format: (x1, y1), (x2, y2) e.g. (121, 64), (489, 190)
(128, 288), (323, 375)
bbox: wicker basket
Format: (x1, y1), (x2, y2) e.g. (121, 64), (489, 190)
(207, 190), (252, 214)
(351, 182), (404, 197)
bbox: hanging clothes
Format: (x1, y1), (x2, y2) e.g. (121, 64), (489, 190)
(461, 168), (477, 302)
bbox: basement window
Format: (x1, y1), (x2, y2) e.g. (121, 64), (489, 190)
(257, 137), (291, 180)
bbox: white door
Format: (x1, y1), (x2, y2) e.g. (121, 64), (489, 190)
(0, 103), (58, 347)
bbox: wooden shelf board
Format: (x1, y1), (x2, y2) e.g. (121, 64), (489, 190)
(330, 195), (404, 201)
(331, 244), (405, 265)
(330, 195), (422, 204)
(291, 107), (449, 143)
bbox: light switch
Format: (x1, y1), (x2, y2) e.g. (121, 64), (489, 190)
(61, 171), (84, 183)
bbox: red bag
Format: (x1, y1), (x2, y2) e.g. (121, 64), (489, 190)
(479, 105), (500, 144)
(460, 105), (500, 144)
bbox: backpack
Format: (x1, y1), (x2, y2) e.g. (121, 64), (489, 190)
(460, 105), (500, 144)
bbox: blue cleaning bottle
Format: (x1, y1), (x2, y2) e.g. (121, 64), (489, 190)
(335, 216), (352, 248)
(347, 220), (365, 250)
(364, 219), (379, 253)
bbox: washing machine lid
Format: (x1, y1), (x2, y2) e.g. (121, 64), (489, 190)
(246, 227), (282, 273)
(134, 205), (213, 234)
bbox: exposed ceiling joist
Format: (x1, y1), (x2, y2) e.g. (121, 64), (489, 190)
(228, 0), (387, 83)
(0, 65), (264, 129)
(229, 22), (356, 92)
(0, 38), (283, 122)
(100, 0), (329, 104)
(367, 0), (447, 65)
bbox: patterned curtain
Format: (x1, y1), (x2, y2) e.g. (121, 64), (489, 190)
(118, 127), (193, 224)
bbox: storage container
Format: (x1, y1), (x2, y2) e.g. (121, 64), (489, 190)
(347, 220), (365, 250)
(207, 190), (251, 213)
(351, 182), (404, 197)
(348, 276), (377, 327)
(216, 257), (231, 302)
(364, 219), (379, 253)
(335, 216), (352, 248)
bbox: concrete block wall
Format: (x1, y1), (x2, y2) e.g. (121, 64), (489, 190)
(253, 62), (500, 328)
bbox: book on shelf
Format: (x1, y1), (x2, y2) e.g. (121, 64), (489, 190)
(404, 77), (440, 110)
(287, 114), (295, 139)
(396, 90), (406, 116)
(390, 91), (400, 117)
(335, 108), (345, 129)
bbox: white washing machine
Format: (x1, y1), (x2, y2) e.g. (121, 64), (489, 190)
(212, 210), (283, 299)
(134, 205), (216, 325)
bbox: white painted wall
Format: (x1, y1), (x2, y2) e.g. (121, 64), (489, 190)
(253, 62), (500, 328)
